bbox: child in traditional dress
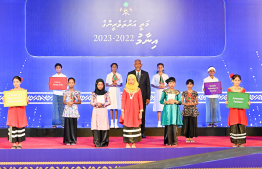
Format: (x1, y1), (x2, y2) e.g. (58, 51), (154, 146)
(181, 79), (199, 143)
(160, 77), (183, 146)
(106, 63), (123, 128)
(50, 63), (67, 128)
(225, 74), (251, 147)
(119, 74), (143, 148)
(90, 79), (111, 147)
(203, 66), (222, 127)
(4, 76), (28, 149)
(62, 77), (81, 145)
(151, 63), (169, 127)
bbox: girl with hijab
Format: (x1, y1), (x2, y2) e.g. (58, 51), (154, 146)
(90, 79), (111, 147)
(119, 74), (143, 148)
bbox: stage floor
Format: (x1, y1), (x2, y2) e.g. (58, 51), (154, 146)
(1, 136), (262, 149)
(0, 136), (262, 169)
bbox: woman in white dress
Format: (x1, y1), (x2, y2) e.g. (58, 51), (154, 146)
(151, 63), (169, 127)
(106, 63), (123, 128)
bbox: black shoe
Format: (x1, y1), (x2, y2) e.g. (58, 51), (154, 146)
(142, 133), (146, 138)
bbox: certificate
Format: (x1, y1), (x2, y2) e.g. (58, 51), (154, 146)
(167, 94), (176, 100)
(49, 77), (67, 90)
(227, 92), (250, 109)
(4, 90), (28, 107)
(96, 95), (105, 104)
(204, 81), (222, 95)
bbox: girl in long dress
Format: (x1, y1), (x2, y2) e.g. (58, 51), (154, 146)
(119, 74), (143, 148)
(151, 63), (169, 127)
(106, 63), (123, 128)
(4, 76), (28, 149)
(225, 74), (251, 147)
(160, 77), (183, 146)
(91, 79), (111, 147)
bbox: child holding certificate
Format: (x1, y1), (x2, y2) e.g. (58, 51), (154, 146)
(90, 79), (111, 147)
(119, 74), (143, 148)
(225, 74), (251, 147)
(181, 79), (199, 143)
(203, 66), (221, 127)
(106, 63), (123, 128)
(151, 63), (169, 127)
(160, 77), (183, 146)
(4, 76), (28, 149)
(50, 63), (67, 128)
(62, 77), (81, 145)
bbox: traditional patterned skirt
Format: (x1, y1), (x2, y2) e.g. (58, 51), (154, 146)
(230, 124), (246, 144)
(8, 127), (25, 143)
(206, 98), (221, 124)
(92, 130), (109, 147)
(63, 118), (77, 144)
(123, 126), (142, 143)
(181, 116), (197, 138)
(52, 95), (65, 126)
(164, 125), (178, 145)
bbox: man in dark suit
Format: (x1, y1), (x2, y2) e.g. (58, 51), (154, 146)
(127, 59), (151, 138)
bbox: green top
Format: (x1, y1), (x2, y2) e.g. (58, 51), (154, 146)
(160, 89), (183, 126)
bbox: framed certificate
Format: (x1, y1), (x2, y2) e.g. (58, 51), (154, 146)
(4, 90), (28, 107)
(49, 77), (67, 90)
(167, 94), (176, 100)
(204, 81), (222, 95)
(96, 95), (105, 104)
(227, 92), (250, 109)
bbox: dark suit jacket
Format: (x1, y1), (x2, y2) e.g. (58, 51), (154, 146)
(128, 70), (151, 101)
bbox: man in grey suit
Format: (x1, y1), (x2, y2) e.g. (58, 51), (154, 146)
(127, 59), (151, 138)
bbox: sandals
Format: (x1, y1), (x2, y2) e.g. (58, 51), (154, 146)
(131, 145), (136, 148)
(232, 144), (238, 147)
(238, 144), (245, 147)
(126, 144), (131, 148)
(16, 146), (22, 149)
(11, 146), (17, 149)
(186, 140), (191, 143)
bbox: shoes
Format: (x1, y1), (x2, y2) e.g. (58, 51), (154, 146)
(66, 143), (70, 145)
(157, 123), (162, 128)
(115, 123), (119, 128)
(238, 144), (244, 147)
(142, 133), (146, 138)
(110, 122), (114, 128)
(71, 143), (76, 145)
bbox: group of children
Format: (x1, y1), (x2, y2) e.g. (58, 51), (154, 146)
(3, 63), (251, 149)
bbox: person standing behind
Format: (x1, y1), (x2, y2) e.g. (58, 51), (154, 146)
(127, 59), (151, 138)
(106, 63), (123, 128)
(50, 63), (67, 128)
(151, 63), (169, 128)
(202, 66), (221, 127)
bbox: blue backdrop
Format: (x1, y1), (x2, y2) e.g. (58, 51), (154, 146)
(0, 0), (261, 128)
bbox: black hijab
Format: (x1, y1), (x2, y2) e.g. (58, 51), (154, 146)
(94, 79), (107, 95)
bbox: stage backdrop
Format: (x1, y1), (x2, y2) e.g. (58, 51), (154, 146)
(0, 0), (261, 128)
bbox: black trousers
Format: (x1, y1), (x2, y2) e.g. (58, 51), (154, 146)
(141, 99), (147, 134)
(63, 118), (77, 144)
(92, 130), (109, 147)
(181, 116), (197, 138)
(164, 125), (178, 145)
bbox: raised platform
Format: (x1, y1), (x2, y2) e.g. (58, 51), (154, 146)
(1, 127), (262, 137)
(0, 136), (262, 168)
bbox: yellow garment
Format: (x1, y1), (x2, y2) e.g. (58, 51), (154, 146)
(125, 74), (139, 92)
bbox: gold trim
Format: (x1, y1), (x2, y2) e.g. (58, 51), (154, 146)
(139, 109), (143, 112)
(0, 161), (154, 165)
(121, 109), (124, 112)
(124, 88), (140, 94)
